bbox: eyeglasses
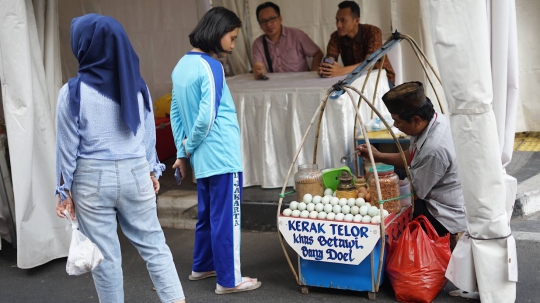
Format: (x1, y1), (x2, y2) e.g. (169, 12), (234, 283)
(259, 16), (279, 26)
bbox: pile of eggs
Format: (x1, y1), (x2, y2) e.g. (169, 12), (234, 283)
(282, 189), (388, 224)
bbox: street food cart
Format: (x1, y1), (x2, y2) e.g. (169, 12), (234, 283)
(276, 32), (444, 300)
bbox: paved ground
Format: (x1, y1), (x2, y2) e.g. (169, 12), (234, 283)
(1, 225), (540, 303)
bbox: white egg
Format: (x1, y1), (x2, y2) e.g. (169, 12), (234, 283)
(365, 202), (371, 208)
(321, 196), (331, 205)
(350, 206), (360, 215)
(291, 210), (300, 217)
(344, 214), (354, 222)
(309, 211), (319, 219)
(368, 206), (379, 217)
(362, 215), (372, 223)
(333, 205), (342, 214)
(306, 203), (315, 212)
(338, 198), (348, 206)
(323, 204), (333, 213)
(332, 192), (337, 197)
(347, 198), (356, 207)
(326, 212), (336, 220)
(282, 209), (292, 216)
(315, 203), (325, 212)
(335, 213), (345, 221)
(371, 215), (381, 224)
(324, 188), (333, 196)
(382, 209), (389, 218)
(355, 198), (366, 207)
(289, 201), (299, 210)
(300, 210), (310, 218)
(341, 205), (351, 214)
(353, 214), (363, 222)
(330, 197), (340, 206)
(317, 211), (327, 219)
(359, 205), (369, 216)
(303, 194), (313, 204)
(312, 195), (322, 204)
(298, 202), (307, 211)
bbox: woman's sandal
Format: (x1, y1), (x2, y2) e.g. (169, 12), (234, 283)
(188, 270), (217, 281)
(215, 277), (262, 295)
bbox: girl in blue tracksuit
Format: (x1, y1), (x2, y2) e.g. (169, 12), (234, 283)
(170, 7), (261, 295)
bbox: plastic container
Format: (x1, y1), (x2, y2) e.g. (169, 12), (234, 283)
(367, 164), (401, 213)
(294, 164), (323, 202)
(335, 171), (357, 200)
(399, 179), (412, 206)
(321, 166), (354, 191)
(355, 177), (366, 190)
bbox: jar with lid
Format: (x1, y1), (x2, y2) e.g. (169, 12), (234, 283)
(367, 164), (401, 213)
(355, 177), (366, 190)
(335, 171), (357, 200)
(294, 164), (323, 201)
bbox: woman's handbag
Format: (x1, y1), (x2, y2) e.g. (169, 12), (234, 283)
(64, 210), (104, 275)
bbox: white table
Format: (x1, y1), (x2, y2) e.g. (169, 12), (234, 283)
(227, 71), (390, 188)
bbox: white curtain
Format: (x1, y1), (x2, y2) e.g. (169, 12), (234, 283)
(57, 0), (207, 101)
(0, 0), (67, 268)
(515, 0), (540, 132)
(220, 0), (540, 131)
(427, 0), (517, 302)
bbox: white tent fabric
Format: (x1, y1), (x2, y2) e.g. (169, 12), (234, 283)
(427, 1), (517, 302)
(514, 0), (540, 132)
(57, 0), (207, 101)
(0, 0), (69, 268)
(220, 0), (538, 131)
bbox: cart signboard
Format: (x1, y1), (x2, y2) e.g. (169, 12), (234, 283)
(278, 216), (381, 265)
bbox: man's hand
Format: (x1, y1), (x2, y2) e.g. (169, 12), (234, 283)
(253, 62), (266, 79)
(172, 158), (189, 182)
(355, 144), (382, 162)
(56, 192), (75, 219)
(318, 62), (345, 78)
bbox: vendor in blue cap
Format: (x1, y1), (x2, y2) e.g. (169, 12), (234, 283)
(356, 81), (467, 250)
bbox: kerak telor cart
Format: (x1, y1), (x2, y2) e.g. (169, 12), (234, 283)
(276, 32), (445, 300)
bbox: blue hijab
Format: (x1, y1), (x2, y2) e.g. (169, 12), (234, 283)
(68, 14), (150, 135)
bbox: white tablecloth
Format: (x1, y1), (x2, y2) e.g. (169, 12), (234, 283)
(227, 71), (390, 188)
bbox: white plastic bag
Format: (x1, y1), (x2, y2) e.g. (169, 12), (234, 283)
(64, 210), (104, 275)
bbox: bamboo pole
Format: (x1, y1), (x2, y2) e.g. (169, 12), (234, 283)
(353, 64), (376, 176)
(276, 88), (333, 284)
(370, 55), (386, 120)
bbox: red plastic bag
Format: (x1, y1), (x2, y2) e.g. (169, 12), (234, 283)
(386, 215), (451, 303)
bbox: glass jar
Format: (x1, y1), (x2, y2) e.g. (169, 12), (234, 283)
(367, 164), (401, 213)
(335, 171), (357, 200)
(355, 177), (366, 190)
(294, 164), (323, 202)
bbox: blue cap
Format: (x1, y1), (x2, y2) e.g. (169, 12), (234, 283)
(368, 164), (394, 173)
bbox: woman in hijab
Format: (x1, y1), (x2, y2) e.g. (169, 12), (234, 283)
(54, 14), (185, 303)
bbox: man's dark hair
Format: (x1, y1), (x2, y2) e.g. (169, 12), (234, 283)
(338, 1), (361, 19)
(189, 7), (242, 54)
(256, 2), (281, 21)
(398, 98), (436, 122)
